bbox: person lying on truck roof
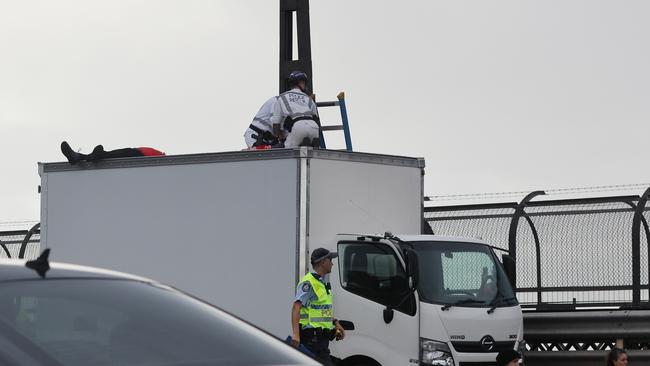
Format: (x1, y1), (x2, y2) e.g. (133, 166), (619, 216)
(60, 141), (165, 165)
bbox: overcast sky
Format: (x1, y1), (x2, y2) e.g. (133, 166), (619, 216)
(1, 0), (649, 226)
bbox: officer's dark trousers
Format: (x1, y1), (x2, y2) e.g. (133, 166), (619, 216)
(301, 328), (334, 366)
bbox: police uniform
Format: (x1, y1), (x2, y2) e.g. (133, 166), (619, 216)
(244, 96), (278, 148)
(295, 272), (336, 365)
(272, 88), (320, 148)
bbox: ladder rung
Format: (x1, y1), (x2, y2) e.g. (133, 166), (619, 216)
(316, 101), (340, 107)
(321, 125), (343, 131)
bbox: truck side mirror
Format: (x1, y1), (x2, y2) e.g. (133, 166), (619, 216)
(405, 249), (419, 290)
(502, 254), (516, 291)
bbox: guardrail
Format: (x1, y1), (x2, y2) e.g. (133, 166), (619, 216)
(524, 350), (650, 366)
(523, 310), (650, 366)
(525, 310), (650, 345)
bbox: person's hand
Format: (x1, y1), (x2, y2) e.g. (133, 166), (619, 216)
(291, 335), (300, 348)
(335, 321), (345, 340)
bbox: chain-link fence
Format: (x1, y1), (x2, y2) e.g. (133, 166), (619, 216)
(0, 223), (41, 260)
(425, 189), (650, 309)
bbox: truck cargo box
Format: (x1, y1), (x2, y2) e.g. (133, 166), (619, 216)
(39, 148), (425, 336)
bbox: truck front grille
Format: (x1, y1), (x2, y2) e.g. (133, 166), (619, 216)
(452, 341), (516, 353)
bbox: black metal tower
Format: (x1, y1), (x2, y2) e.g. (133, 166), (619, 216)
(279, 0), (313, 94)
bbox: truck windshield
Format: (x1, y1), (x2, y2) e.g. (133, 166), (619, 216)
(409, 241), (517, 308)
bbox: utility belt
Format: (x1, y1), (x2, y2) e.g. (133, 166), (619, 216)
(300, 326), (337, 341)
(248, 124), (278, 146)
(283, 115), (320, 132)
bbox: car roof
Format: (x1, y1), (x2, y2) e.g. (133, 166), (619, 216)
(0, 258), (155, 283)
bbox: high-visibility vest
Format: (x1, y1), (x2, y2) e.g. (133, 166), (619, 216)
(298, 273), (335, 330)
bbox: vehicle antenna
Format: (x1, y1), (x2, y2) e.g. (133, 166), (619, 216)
(25, 248), (51, 278)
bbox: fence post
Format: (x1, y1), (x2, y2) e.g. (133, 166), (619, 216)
(616, 339), (624, 349)
(0, 240), (10, 258)
(508, 191), (545, 291)
(523, 215), (544, 305)
(19, 223), (40, 259)
(632, 187), (650, 307)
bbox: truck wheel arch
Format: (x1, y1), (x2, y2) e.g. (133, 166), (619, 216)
(340, 355), (381, 366)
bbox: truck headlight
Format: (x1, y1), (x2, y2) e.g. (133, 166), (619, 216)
(419, 338), (455, 366)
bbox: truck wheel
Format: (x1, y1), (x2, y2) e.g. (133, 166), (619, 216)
(340, 356), (380, 366)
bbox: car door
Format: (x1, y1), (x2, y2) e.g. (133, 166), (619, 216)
(329, 235), (420, 365)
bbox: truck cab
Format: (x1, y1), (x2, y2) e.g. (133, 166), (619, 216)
(330, 234), (524, 366)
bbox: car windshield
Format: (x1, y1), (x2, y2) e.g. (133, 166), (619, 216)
(0, 278), (316, 366)
(409, 241), (517, 308)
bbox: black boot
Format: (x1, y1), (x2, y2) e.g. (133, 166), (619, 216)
(87, 145), (106, 162)
(311, 138), (321, 149)
(60, 141), (82, 165)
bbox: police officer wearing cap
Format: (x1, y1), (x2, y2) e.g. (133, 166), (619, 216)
(291, 248), (345, 365)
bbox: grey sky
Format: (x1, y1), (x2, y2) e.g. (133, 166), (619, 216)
(1, 0), (649, 225)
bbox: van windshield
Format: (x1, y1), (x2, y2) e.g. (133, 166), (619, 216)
(409, 241), (517, 308)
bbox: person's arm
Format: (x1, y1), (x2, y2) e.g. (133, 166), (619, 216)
(271, 98), (286, 141)
(273, 123), (284, 141)
(309, 95), (319, 118)
(307, 95), (321, 129)
(291, 301), (303, 347)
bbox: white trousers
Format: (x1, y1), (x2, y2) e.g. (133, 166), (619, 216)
(285, 120), (320, 148)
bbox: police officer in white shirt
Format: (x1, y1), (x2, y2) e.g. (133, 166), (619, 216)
(244, 96), (279, 148)
(272, 71), (321, 148)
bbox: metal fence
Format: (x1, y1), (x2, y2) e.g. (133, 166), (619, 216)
(424, 188), (650, 310)
(0, 223), (41, 260)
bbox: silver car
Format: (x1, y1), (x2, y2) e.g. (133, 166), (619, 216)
(0, 256), (320, 366)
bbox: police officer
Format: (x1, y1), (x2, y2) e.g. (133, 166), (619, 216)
(244, 96), (279, 148)
(291, 248), (345, 365)
(272, 71), (321, 148)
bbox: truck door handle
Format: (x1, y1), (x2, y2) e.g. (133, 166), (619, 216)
(338, 320), (355, 330)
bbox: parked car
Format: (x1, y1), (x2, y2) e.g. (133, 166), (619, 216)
(0, 254), (321, 366)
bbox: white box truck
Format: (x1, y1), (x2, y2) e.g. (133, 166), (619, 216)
(39, 148), (523, 366)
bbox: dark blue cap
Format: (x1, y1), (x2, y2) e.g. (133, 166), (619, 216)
(311, 248), (338, 265)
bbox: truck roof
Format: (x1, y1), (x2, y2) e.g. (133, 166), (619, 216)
(396, 234), (491, 246)
(39, 147), (426, 173)
(0, 258), (155, 283)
